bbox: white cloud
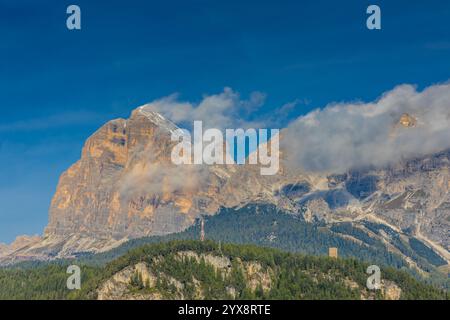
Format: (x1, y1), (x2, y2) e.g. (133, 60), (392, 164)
(283, 82), (450, 173)
(139, 83), (450, 174)
(140, 87), (269, 130)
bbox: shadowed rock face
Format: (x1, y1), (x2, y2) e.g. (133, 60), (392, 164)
(294, 152), (450, 255)
(370, 151), (450, 252)
(345, 174), (379, 200)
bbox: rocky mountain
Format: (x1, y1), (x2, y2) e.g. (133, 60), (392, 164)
(0, 106), (448, 271)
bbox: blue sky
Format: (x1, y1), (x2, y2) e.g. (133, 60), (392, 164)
(0, 0), (449, 242)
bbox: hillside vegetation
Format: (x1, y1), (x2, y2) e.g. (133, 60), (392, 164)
(0, 241), (447, 300)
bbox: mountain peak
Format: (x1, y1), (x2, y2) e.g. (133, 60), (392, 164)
(134, 105), (179, 134)
(398, 113), (417, 128)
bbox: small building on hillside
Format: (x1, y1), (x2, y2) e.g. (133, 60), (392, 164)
(329, 247), (338, 258)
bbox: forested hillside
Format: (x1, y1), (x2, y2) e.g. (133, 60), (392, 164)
(0, 241), (447, 300)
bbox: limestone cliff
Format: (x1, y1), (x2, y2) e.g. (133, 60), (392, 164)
(45, 107), (229, 240)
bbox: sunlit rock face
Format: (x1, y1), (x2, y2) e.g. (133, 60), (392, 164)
(44, 107), (298, 242)
(45, 107), (231, 239)
(398, 113), (417, 128)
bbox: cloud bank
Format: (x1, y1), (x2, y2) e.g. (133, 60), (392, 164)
(141, 87), (298, 130)
(283, 82), (450, 173)
(141, 82), (450, 174)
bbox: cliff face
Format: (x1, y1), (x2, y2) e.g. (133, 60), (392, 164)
(45, 107), (230, 239)
(367, 151), (450, 252)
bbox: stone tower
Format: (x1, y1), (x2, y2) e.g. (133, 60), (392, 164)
(329, 247), (338, 258)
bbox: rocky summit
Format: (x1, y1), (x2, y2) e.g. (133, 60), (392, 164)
(0, 106), (448, 269)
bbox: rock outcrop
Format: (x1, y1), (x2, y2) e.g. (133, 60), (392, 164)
(46, 108), (204, 239)
(97, 252), (273, 300)
(94, 245), (409, 300)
